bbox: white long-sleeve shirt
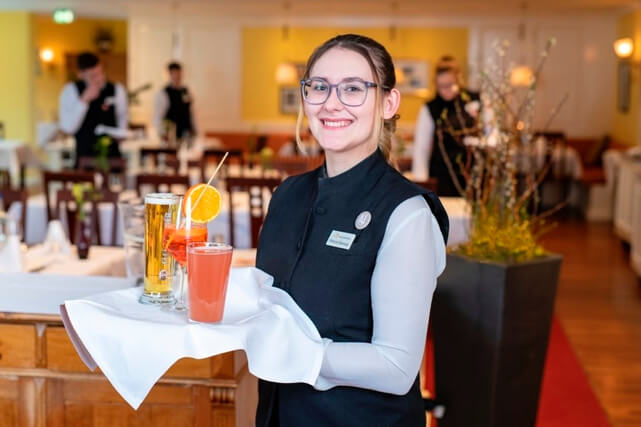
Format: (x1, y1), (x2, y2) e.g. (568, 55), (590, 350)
(314, 195), (446, 395)
(152, 87), (197, 138)
(411, 105), (435, 181)
(58, 82), (129, 139)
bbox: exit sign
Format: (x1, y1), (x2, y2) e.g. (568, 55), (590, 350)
(53, 8), (74, 24)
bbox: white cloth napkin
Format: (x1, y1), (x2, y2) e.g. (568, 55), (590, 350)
(0, 234), (24, 272)
(61, 267), (324, 410)
(43, 219), (72, 256)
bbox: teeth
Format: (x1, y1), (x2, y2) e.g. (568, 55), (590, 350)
(323, 120), (351, 128)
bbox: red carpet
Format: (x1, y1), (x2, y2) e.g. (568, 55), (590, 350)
(423, 317), (611, 426)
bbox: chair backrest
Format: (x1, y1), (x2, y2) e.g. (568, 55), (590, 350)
(42, 170), (96, 221)
(55, 188), (97, 245)
(77, 157), (128, 191)
(135, 173), (190, 197)
(0, 169), (11, 188)
(226, 177), (281, 248)
(200, 149), (245, 182)
(140, 148), (179, 174)
(413, 178), (439, 194)
(0, 187), (28, 241)
(271, 155), (324, 177)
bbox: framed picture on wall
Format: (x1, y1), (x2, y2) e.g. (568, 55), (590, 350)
(280, 86), (300, 115)
(394, 59), (429, 96)
(617, 61), (631, 113)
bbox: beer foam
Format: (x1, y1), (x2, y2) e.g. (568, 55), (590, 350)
(144, 193), (178, 205)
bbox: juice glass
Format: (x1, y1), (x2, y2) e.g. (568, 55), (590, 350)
(187, 242), (233, 323)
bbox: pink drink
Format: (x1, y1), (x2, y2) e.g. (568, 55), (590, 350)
(187, 242), (233, 323)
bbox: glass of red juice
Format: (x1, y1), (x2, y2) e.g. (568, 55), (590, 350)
(186, 242), (233, 323)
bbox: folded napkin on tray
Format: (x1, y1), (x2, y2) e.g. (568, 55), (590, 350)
(60, 267), (324, 410)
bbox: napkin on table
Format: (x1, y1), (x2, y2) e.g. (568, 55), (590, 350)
(61, 267), (324, 410)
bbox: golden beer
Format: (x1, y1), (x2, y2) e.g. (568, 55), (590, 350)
(141, 193), (179, 305)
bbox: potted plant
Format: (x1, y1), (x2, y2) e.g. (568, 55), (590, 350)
(431, 39), (564, 427)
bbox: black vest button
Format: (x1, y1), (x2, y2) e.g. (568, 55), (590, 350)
(315, 206), (327, 215)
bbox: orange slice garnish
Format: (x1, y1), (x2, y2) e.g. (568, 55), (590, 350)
(183, 183), (221, 223)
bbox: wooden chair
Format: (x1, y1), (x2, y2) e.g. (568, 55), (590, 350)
(42, 170), (96, 222)
(135, 173), (190, 197)
(413, 178), (439, 194)
(271, 155), (324, 177)
(140, 148), (179, 174)
(78, 157), (128, 191)
(0, 169), (11, 188)
(226, 177), (281, 248)
(193, 149), (245, 182)
(0, 187), (28, 241)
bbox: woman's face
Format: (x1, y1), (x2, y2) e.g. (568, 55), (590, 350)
(304, 47), (379, 157)
(436, 71), (459, 101)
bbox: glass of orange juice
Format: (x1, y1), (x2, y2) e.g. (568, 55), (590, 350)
(186, 242), (233, 323)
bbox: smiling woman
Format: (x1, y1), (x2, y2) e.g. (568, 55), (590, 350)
(255, 34), (450, 427)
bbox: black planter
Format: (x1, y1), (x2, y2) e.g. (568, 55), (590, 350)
(432, 253), (562, 427)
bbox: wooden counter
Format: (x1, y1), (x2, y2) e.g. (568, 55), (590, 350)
(0, 312), (257, 427)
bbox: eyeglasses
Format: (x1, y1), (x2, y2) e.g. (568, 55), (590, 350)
(300, 77), (377, 107)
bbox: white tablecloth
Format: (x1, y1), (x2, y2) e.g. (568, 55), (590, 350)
(23, 245), (126, 277)
(0, 273), (135, 315)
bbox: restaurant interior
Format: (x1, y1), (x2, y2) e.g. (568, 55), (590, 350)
(1, 0), (641, 426)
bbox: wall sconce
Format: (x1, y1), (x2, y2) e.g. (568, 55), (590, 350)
(613, 37), (634, 113)
(510, 65), (535, 87)
(614, 37), (634, 59)
(39, 48), (54, 63)
(275, 62), (298, 85)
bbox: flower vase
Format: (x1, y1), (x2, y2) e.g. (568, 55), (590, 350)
(75, 217), (91, 260)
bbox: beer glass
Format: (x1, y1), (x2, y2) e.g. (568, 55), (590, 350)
(140, 193), (180, 305)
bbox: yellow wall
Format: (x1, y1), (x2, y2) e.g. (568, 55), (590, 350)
(612, 10), (641, 145)
(242, 27), (468, 126)
(32, 14), (127, 123)
(0, 11), (33, 142)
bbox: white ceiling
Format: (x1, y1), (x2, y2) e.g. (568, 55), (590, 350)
(1, 0), (639, 19)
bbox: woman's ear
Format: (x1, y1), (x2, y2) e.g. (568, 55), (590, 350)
(383, 88), (401, 120)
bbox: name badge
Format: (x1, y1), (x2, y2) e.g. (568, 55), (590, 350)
(326, 230), (356, 250)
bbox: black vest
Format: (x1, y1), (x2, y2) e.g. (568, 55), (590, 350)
(73, 81), (120, 163)
(164, 85), (194, 138)
(426, 90), (480, 196)
(255, 150), (449, 427)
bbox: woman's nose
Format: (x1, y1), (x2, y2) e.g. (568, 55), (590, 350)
(323, 86), (343, 111)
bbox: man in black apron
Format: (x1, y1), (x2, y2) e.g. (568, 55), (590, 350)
(58, 52), (129, 168)
(153, 62), (196, 141)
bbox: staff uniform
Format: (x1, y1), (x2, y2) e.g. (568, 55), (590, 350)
(412, 91), (480, 196)
(153, 85), (196, 139)
(59, 81), (128, 165)
(256, 149), (449, 426)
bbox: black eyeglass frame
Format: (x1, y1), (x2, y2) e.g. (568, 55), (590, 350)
(300, 77), (378, 107)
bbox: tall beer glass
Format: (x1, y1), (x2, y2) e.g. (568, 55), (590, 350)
(141, 193), (179, 305)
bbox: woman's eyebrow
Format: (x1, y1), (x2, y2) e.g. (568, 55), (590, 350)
(307, 76), (365, 82)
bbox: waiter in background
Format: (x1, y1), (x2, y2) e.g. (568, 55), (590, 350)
(153, 62), (196, 141)
(59, 52), (129, 167)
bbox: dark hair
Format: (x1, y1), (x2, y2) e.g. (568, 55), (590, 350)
(77, 52), (99, 71)
(296, 34), (399, 162)
(167, 62), (182, 72)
